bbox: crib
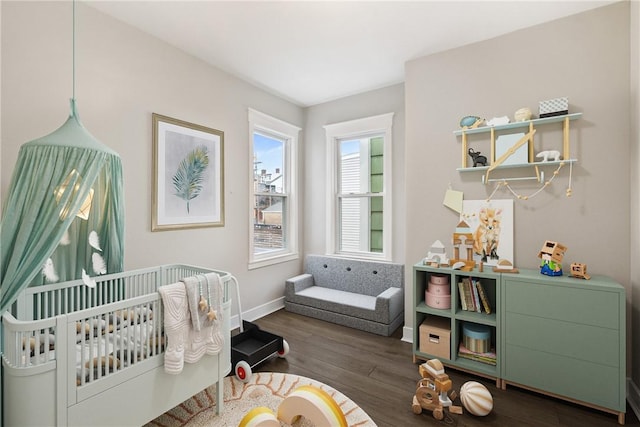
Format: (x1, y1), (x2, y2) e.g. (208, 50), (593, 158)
(2, 264), (233, 427)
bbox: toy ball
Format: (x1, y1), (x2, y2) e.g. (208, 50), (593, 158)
(460, 381), (493, 416)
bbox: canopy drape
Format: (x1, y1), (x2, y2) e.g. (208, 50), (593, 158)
(0, 100), (125, 313)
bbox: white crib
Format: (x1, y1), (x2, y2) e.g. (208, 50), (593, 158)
(2, 264), (232, 427)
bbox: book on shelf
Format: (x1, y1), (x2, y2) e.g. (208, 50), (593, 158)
(475, 280), (492, 314)
(458, 277), (493, 314)
(458, 281), (467, 311)
(471, 279), (481, 313)
(464, 278), (475, 311)
(458, 342), (496, 366)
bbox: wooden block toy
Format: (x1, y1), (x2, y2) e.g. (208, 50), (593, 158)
(449, 405), (464, 415)
(277, 385), (347, 427)
(570, 263), (591, 280)
(239, 407), (279, 427)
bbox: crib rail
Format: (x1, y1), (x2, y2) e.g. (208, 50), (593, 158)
(2, 265), (230, 378)
(12, 264), (222, 321)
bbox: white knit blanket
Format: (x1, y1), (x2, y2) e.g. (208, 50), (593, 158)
(159, 274), (224, 375)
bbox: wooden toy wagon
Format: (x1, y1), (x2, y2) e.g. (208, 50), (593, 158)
(412, 359), (454, 420)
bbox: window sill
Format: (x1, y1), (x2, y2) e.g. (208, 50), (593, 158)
(330, 252), (392, 263)
(249, 252), (299, 270)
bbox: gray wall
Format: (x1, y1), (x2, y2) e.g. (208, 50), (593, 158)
(303, 84), (405, 262)
(1, 1), (304, 316)
(405, 0), (633, 374)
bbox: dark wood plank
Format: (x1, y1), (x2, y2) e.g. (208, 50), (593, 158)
(248, 309), (639, 427)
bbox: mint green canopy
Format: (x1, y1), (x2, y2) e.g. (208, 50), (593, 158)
(0, 100), (125, 313)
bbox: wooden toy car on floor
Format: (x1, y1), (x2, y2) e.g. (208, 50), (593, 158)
(412, 359), (455, 420)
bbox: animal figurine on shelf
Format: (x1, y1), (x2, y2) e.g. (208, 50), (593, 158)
(486, 116), (510, 126)
(412, 359), (461, 420)
(459, 115), (485, 130)
(468, 148), (487, 167)
(536, 150), (561, 162)
(472, 207), (502, 263)
(514, 107), (533, 122)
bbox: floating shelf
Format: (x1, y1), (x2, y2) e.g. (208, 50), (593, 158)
(457, 158), (577, 172)
(453, 112), (582, 137)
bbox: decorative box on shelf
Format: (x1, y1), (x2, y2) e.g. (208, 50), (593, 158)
(419, 317), (451, 359)
(462, 322), (491, 354)
(539, 97), (569, 118)
(425, 274), (451, 309)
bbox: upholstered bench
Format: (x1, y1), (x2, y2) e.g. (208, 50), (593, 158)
(284, 255), (404, 336)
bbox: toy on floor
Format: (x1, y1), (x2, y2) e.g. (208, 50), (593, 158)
(239, 385), (347, 427)
(412, 359), (461, 420)
(538, 240), (567, 276)
(459, 381), (493, 416)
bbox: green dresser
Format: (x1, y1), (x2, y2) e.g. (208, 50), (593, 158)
(500, 270), (626, 424)
(412, 263), (627, 424)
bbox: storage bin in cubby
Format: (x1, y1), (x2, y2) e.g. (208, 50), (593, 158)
(419, 316), (451, 359)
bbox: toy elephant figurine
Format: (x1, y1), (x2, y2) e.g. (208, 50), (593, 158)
(468, 148), (487, 167)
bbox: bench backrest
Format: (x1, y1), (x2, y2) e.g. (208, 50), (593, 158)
(305, 255), (404, 297)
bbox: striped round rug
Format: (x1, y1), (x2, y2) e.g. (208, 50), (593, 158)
(145, 372), (376, 427)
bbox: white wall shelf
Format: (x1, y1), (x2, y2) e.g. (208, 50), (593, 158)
(455, 112), (582, 185)
(453, 112), (582, 137)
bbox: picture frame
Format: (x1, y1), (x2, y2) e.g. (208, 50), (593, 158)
(460, 199), (514, 267)
(152, 113), (224, 231)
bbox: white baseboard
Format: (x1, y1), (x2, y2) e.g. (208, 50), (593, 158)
(229, 296), (285, 331)
(402, 326), (413, 343)
(628, 378), (640, 421)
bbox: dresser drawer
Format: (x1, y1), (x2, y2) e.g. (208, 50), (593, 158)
(504, 344), (622, 410)
(503, 280), (620, 330)
(504, 312), (620, 366)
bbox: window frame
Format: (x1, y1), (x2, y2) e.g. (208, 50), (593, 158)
(324, 113), (394, 261)
(248, 108), (300, 269)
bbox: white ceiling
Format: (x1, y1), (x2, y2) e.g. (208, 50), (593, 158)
(87, 1), (617, 107)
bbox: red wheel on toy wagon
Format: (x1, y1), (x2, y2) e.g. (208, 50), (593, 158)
(235, 360), (252, 382)
(277, 339), (290, 358)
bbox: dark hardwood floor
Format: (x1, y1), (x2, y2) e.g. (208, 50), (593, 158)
(249, 309), (638, 427)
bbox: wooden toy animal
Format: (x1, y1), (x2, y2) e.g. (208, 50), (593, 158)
(473, 207), (502, 262)
(468, 148), (487, 167)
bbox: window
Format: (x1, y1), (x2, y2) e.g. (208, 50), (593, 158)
(324, 113), (394, 260)
(249, 109), (300, 268)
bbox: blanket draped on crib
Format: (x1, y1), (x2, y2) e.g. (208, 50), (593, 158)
(158, 273), (224, 374)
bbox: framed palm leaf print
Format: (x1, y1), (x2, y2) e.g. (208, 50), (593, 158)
(152, 113), (224, 231)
